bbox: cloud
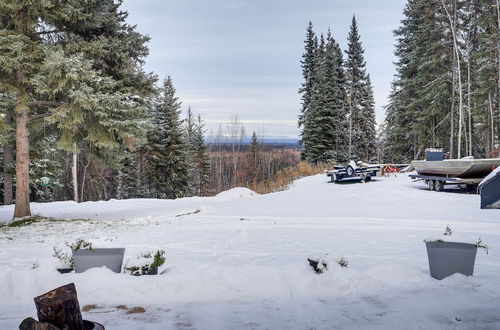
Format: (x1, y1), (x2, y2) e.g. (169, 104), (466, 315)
(122, 0), (406, 138)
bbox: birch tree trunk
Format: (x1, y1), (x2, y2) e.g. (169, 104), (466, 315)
(467, 60), (472, 156)
(442, 0), (464, 158)
(72, 151), (78, 203)
(489, 93), (495, 156)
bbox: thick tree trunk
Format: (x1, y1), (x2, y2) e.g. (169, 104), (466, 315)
(34, 283), (83, 330)
(3, 144), (14, 206)
(13, 95), (31, 219)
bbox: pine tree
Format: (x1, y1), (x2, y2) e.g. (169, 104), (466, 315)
(302, 34), (327, 162)
(149, 76), (190, 199)
(192, 115), (211, 196)
(184, 106), (196, 196)
(361, 75), (377, 161)
(299, 26), (351, 164)
(247, 132), (261, 182)
(382, 0), (487, 161)
(298, 22), (317, 129)
(323, 31), (349, 162)
(0, 0), (155, 218)
(344, 15), (376, 161)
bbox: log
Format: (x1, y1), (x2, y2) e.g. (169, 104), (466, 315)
(19, 317), (60, 330)
(34, 283), (83, 330)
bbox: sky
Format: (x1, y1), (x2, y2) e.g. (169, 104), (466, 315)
(122, 0), (406, 140)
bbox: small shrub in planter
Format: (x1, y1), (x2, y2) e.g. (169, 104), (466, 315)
(124, 250), (166, 276)
(52, 240), (92, 273)
(307, 254), (349, 274)
(424, 226), (489, 280)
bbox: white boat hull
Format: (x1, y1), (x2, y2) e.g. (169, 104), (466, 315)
(411, 158), (500, 178)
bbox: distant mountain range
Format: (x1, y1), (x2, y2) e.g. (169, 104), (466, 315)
(207, 136), (300, 145)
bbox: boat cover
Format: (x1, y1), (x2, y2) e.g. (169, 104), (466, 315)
(479, 167), (500, 209)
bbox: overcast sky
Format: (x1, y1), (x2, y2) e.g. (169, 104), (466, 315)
(122, 0), (406, 139)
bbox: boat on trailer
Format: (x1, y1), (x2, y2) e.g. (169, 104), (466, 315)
(409, 149), (500, 192)
(412, 158), (500, 178)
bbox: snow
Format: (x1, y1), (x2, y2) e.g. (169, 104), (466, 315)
(479, 165), (500, 187)
(0, 174), (499, 329)
(214, 187), (258, 201)
(423, 233), (482, 245)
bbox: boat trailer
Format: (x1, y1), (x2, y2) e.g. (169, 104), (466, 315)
(326, 161), (380, 183)
(408, 174), (482, 192)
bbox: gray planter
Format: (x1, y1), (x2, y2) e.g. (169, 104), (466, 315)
(425, 241), (477, 280)
(73, 248), (125, 273)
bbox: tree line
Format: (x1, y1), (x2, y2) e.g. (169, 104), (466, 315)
(0, 0), (313, 221)
(299, 17), (377, 164)
(383, 0), (500, 162)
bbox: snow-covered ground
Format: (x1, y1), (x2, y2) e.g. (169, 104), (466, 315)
(0, 174), (499, 329)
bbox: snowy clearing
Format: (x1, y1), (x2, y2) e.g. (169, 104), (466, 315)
(0, 174), (499, 329)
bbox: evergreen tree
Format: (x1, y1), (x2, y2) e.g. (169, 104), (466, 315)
(299, 26), (353, 164)
(302, 34), (327, 162)
(149, 76), (190, 199)
(323, 31), (349, 162)
(361, 75), (377, 160)
(344, 15), (376, 161)
(247, 132), (261, 182)
(192, 115), (211, 196)
(381, 0), (499, 161)
(184, 106), (196, 195)
(0, 0), (155, 218)
(298, 22), (317, 129)
(116, 151), (140, 199)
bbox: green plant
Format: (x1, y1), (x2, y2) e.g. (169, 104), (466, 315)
(337, 257), (349, 268)
(430, 226), (490, 254)
(53, 239), (93, 268)
(69, 239), (93, 251)
(124, 250), (166, 276)
(53, 245), (73, 268)
(476, 239), (490, 254)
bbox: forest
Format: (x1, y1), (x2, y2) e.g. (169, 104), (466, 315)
(1, 0), (499, 220)
(383, 0), (500, 162)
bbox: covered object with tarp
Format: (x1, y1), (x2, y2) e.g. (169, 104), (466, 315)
(479, 167), (500, 209)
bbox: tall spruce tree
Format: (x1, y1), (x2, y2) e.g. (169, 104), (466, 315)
(344, 15), (376, 161)
(192, 115), (211, 196)
(148, 76), (190, 199)
(298, 22), (317, 129)
(324, 31), (349, 162)
(299, 25), (354, 163)
(302, 34), (327, 162)
(0, 0), (155, 218)
(184, 106), (196, 196)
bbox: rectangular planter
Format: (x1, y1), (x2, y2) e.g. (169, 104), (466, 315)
(73, 248), (125, 273)
(425, 241), (477, 280)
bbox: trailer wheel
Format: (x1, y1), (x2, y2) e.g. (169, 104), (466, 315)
(346, 165), (355, 177)
(428, 180), (435, 191)
(435, 180), (444, 191)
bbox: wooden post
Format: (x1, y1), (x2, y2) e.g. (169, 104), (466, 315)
(34, 283), (83, 330)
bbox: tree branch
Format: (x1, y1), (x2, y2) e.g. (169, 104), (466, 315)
(30, 113), (50, 120)
(28, 101), (63, 107)
(34, 29), (68, 36)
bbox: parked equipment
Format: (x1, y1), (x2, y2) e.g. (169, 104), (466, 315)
(326, 161), (379, 183)
(410, 148), (500, 192)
